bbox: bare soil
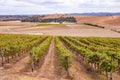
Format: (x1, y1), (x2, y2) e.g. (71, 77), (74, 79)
(0, 22), (119, 37)
(0, 21), (38, 26)
(69, 59), (92, 80)
(75, 16), (120, 30)
(37, 38), (60, 80)
(0, 56), (30, 80)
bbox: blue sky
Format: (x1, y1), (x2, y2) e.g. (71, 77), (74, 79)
(0, 0), (120, 15)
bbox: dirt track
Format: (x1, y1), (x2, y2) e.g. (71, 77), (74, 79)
(38, 38), (60, 80)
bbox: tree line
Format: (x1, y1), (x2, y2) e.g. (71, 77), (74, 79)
(21, 17), (77, 23)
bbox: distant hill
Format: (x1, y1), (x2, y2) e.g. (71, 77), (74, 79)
(0, 13), (120, 21)
(70, 12), (120, 16)
(0, 14), (75, 21)
(0, 15), (32, 21)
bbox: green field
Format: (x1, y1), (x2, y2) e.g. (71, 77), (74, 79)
(35, 23), (66, 27)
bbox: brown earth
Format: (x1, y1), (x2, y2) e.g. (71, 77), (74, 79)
(37, 38), (61, 80)
(0, 21), (38, 26)
(75, 16), (120, 30)
(69, 59), (92, 80)
(0, 55), (31, 80)
(0, 22), (120, 37)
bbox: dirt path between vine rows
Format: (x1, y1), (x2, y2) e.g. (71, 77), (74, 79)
(69, 59), (92, 80)
(0, 56), (31, 80)
(37, 38), (62, 80)
(10, 56), (30, 73)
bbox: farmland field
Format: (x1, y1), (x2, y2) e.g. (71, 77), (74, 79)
(0, 22), (120, 37)
(0, 34), (120, 80)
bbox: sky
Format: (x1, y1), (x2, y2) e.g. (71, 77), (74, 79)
(0, 0), (120, 15)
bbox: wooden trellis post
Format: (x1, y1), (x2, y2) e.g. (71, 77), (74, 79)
(1, 49), (5, 66)
(31, 52), (35, 72)
(110, 57), (113, 80)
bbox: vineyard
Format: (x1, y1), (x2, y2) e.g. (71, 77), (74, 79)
(0, 34), (120, 80)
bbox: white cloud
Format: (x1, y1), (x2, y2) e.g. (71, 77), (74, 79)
(0, 0), (120, 15)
